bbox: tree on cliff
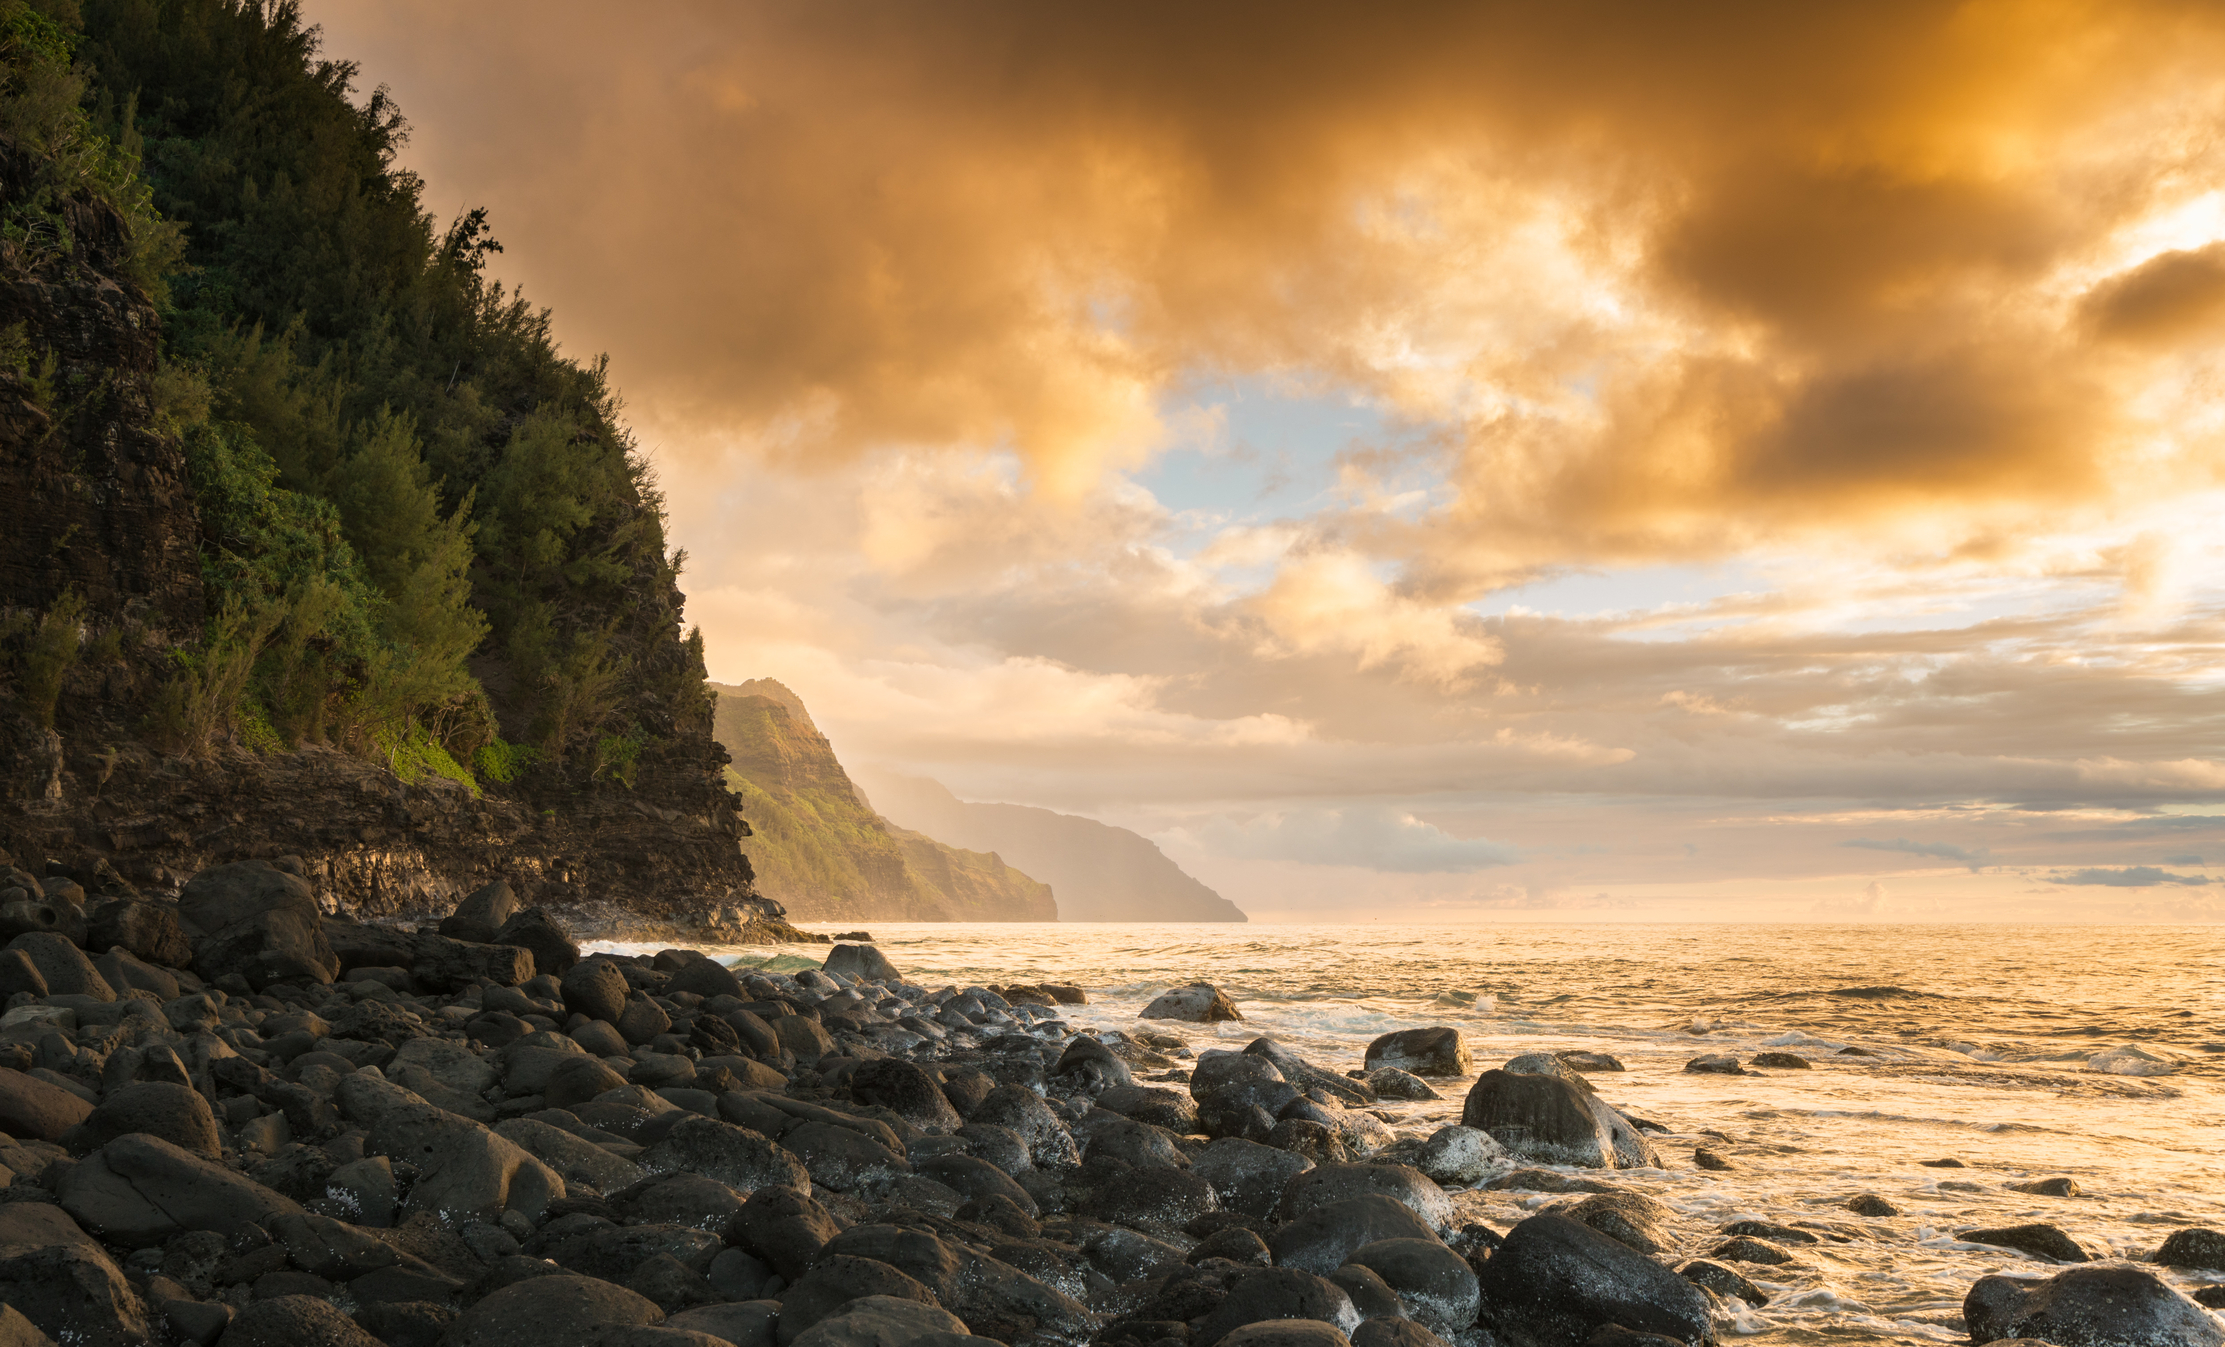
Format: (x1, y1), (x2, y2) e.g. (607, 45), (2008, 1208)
(0, 0), (716, 798)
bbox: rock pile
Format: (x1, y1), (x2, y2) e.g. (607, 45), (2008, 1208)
(14, 882), (2190, 1347)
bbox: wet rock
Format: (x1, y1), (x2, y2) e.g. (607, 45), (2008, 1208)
(789, 1296), (972, 1347)
(1191, 1053), (1300, 1142)
(1692, 1148), (1733, 1172)
(1965, 1265), (2224, 1346)
(1097, 1084), (1201, 1134)
(1328, 1263), (1403, 1322)
(439, 882), (521, 945)
(1142, 983), (1244, 1023)
(0, 1065), (93, 1140)
(66, 1081), (221, 1159)
(59, 1133), (301, 1245)
(176, 861), (339, 989)
(1277, 1163), (1454, 1231)
(1961, 1223), (2095, 1263)
(1270, 1195), (1441, 1276)
(1682, 1054), (1747, 1076)
(850, 1058), (963, 1134)
(1920, 1157), (1966, 1167)
(1081, 1112), (1191, 1170)
(1342, 1237), (1478, 1335)
(638, 1114), (809, 1192)
(562, 960), (629, 1025)
(1363, 1028), (1469, 1079)
(491, 909), (579, 978)
(2155, 1227), (2225, 1270)
(1473, 1213), (1711, 1347)
(917, 1154), (1036, 1215)
(823, 945), (901, 983)
(1554, 1051), (1624, 1073)
(442, 1273), (665, 1347)
(1844, 1193), (1900, 1217)
(0, 1203), (148, 1347)
(972, 1086), (1081, 1168)
(1705, 1236), (1797, 1266)
(1362, 1069), (1439, 1102)
(1081, 1162), (1221, 1234)
(2008, 1177), (2080, 1198)
(1196, 1268), (1361, 1347)
(731, 1185), (841, 1280)
(1679, 1258), (1768, 1306)
(1558, 1192), (1680, 1255)
(8, 933), (111, 1000)
(1416, 1125), (1511, 1187)
(334, 1074), (564, 1227)
(1719, 1219), (1818, 1246)
(1749, 1052), (1810, 1070)
(1195, 1138), (1316, 1219)
(1460, 1070), (1657, 1170)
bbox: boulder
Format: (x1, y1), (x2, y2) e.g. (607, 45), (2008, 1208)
(496, 1118), (646, 1195)
(1195, 1268), (1360, 1347)
(562, 960), (630, 1024)
(1961, 1223), (2095, 1263)
(1277, 1163), (1455, 1231)
(213, 1294), (384, 1347)
(789, 1296), (971, 1347)
(1351, 1323), (1446, 1347)
(732, 1186), (842, 1280)
(0, 1306), (57, 1347)
(1270, 1195), (1441, 1275)
(2156, 1228), (2225, 1271)
(1341, 1238), (1478, 1336)
(1416, 1126), (1512, 1187)
(1191, 1051), (1299, 1140)
(439, 882), (521, 945)
(0, 889), (84, 947)
(7, 932), (112, 1000)
(66, 1081), (221, 1159)
(665, 959), (743, 1001)
(1142, 983), (1244, 1023)
(1363, 1069), (1439, 1102)
(638, 1115), (810, 1193)
(0, 948), (44, 999)
(823, 944), (901, 983)
(86, 899), (194, 968)
(0, 1066), (94, 1141)
(1082, 1164), (1221, 1234)
(1472, 1213), (1711, 1347)
(1557, 1191), (1681, 1256)
(1679, 1258), (1768, 1307)
(1460, 1070), (1658, 1169)
(775, 1255), (940, 1345)
(850, 1058), (963, 1134)
(1363, 1029), (1469, 1078)
(971, 1085), (1080, 1168)
(1195, 1138), (1315, 1218)
(334, 1074), (564, 1227)
(1965, 1265), (2224, 1346)
(441, 1273), (665, 1347)
(176, 861), (338, 988)
(94, 947), (178, 1000)
(58, 1132), (301, 1246)
(492, 908), (579, 976)
(0, 1203), (148, 1347)
(820, 1223), (1091, 1341)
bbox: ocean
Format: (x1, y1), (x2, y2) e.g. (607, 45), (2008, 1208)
(602, 922), (2225, 1343)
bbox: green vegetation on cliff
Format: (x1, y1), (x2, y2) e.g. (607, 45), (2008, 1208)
(712, 680), (1053, 921)
(3, 0), (714, 793)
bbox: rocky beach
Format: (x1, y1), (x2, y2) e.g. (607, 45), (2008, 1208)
(0, 868), (2219, 1347)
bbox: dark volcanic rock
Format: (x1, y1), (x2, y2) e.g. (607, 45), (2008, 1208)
(2156, 1227), (2225, 1270)
(1341, 1237), (1478, 1335)
(731, 1186), (841, 1280)
(562, 959), (630, 1024)
(1961, 1222), (2094, 1263)
(0, 1203), (148, 1347)
(1461, 1070), (1657, 1170)
(1194, 1268), (1361, 1347)
(1142, 982), (1244, 1023)
(1363, 1028), (1470, 1078)
(1680, 1258), (1769, 1306)
(86, 899), (194, 968)
(1269, 1195), (1440, 1276)
(177, 861), (339, 989)
(1965, 1265), (2224, 1346)
(215, 1294), (385, 1347)
(66, 1081), (221, 1159)
(7, 932), (110, 999)
(639, 1115), (809, 1193)
(442, 1273), (666, 1347)
(774, 1255), (939, 1346)
(59, 1133), (302, 1246)
(440, 881), (521, 944)
(492, 909), (580, 977)
(850, 1058), (963, 1134)
(1473, 1213), (1712, 1347)
(0, 1065), (93, 1140)
(1195, 1138), (1315, 1219)
(823, 944), (901, 982)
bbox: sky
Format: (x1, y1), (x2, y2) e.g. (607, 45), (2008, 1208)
(309, 1), (2225, 922)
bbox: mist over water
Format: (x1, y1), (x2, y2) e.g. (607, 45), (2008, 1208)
(622, 923), (2225, 1343)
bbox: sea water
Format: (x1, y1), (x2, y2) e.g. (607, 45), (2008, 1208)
(603, 922), (2225, 1343)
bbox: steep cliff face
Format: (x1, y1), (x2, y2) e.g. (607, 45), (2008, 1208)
(711, 681), (1055, 921)
(0, 32), (752, 919)
(853, 769), (1247, 922)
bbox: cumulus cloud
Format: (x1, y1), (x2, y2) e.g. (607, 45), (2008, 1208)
(1842, 837), (1993, 871)
(2050, 866), (2218, 887)
(1183, 807), (1520, 873)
